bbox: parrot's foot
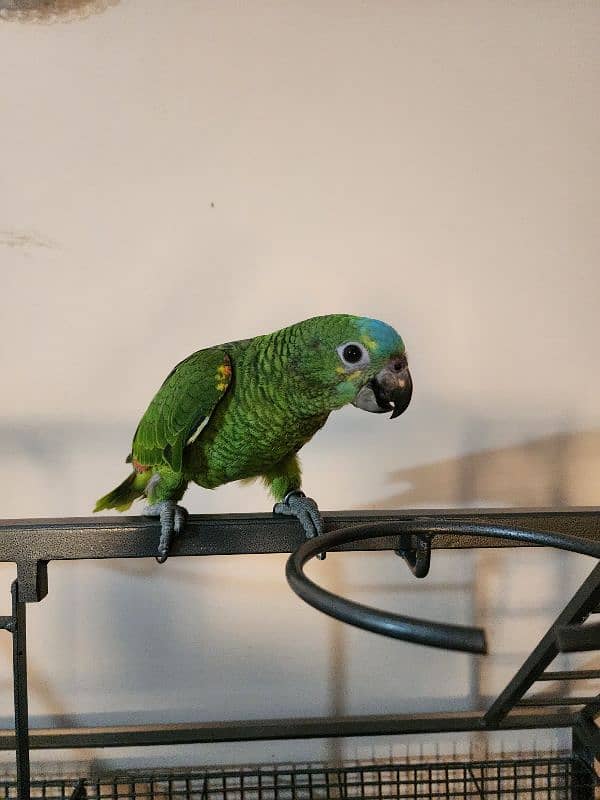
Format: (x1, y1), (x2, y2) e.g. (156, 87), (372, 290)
(143, 501), (188, 564)
(273, 490), (326, 560)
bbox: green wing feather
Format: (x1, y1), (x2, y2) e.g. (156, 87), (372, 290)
(130, 348), (232, 473)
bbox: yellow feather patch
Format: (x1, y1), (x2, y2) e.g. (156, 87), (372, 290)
(348, 370), (363, 381)
(361, 334), (378, 351)
(337, 367), (363, 381)
(215, 362), (232, 392)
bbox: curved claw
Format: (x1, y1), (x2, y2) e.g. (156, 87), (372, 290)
(174, 505), (188, 535)
(273, 490), (326, 559)
(143, 501), (188, 564)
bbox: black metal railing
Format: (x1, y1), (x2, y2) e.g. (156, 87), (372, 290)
(1, 509), (600, 800)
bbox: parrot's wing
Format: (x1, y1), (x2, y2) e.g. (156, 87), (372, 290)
(130, 348), (232, 473)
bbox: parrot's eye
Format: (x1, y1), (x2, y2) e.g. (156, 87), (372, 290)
(343, 344), (362, 362)
(337, 341), (370, 369)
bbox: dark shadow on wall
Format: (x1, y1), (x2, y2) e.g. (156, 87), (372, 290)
(374, 429), (600, 509)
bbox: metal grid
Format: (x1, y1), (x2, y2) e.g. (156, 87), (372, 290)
(0, 758), (595, 800)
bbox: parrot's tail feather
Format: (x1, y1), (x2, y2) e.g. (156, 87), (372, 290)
(94, 472), (148, 513)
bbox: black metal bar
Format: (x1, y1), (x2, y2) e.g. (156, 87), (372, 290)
(516, 697), (600, 707)
(557, 621), (600, 652)
(572, 717), (597, 799)
(2, 509), (600, 602)
(538, 669), (600, 681)
(0, 709), (574, 750)
(12, 582), (30, 800)
(484, 562), (600, 724)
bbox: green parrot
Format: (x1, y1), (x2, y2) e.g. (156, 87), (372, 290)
(94, 314), (412, 562)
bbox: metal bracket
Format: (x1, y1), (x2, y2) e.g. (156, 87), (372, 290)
(16, 561), (48, 603)
(395, 533), (433, 578)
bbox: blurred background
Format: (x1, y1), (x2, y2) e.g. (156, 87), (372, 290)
(0, 0), (599, 775)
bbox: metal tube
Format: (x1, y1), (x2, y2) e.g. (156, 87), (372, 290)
(0, 710), (575, 750)
(12, 581), (30, 800)
(517, 697), (600, 707)
(538, 670), (600, 681)
(287, 520), (600, 655)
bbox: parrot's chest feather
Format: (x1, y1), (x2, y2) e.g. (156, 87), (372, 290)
(187, 397), (327, 488)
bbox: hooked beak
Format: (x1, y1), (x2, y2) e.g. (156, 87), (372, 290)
(352, 356), (413, 419)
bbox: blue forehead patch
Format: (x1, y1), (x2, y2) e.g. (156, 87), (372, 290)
(358, 317), (404, 353)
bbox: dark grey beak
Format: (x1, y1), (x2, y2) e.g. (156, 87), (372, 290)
(352, 357), (413, 419)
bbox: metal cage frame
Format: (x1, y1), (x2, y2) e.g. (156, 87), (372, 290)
(1, 508), (600, 799)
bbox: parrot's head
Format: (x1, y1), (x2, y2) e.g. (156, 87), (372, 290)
(295, 314), (413, 419)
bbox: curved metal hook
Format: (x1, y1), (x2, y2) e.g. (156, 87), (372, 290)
(395, 533), (434, 578)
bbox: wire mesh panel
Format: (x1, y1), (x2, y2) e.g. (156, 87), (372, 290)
(0, 757), (595, 800)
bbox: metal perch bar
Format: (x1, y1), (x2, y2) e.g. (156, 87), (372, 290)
(2, 508), (600, 602)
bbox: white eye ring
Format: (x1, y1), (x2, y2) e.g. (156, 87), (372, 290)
(336, 341), (370, 370)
